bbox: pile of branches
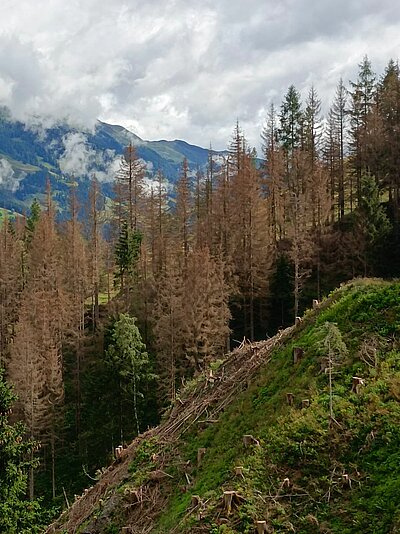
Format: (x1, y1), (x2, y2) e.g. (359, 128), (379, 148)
(46, 323), (300, 533)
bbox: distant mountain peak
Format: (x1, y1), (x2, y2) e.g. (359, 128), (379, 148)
(0, 116), (222, 215)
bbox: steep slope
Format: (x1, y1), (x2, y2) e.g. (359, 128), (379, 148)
(46, 279), (400, 534)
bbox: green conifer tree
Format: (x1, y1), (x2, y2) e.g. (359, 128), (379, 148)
(0, 369), (43, 533)
(356, 173), (392, 274)
(25, 198), (41, 242)
(115, 221), (143, 289)
(105, 314), (154, 436)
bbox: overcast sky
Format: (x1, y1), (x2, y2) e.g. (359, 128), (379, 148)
(0, 0), (399, 151)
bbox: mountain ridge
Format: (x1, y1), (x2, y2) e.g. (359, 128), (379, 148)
(0, 115), (219, 215)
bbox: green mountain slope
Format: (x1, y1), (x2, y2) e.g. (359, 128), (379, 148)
(46, 279), (400, 534)
(0, 114), (218, 215)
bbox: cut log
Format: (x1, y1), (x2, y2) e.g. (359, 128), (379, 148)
(293, 347), (304, 364)
(243, 434), (260, 447)
(256, 520), (268, 533)
(301, 399), (310, 408)
(198, 418), (219, 424)
(197, 448), (207, 467)
(286, 392), (294, 406)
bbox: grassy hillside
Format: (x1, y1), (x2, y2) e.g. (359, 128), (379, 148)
(47, 279), (400, 534)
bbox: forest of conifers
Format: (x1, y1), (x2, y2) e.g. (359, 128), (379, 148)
(1, 55), (400, 527)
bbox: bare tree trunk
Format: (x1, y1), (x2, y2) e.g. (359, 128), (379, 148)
(294, 257), (299, 320)
(51, 431), (56, 500)
(328, 341), (334, 419)
(133, 375), (140, 436)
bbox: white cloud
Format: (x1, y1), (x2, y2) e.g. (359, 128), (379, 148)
(59, 133), (97, 177)
(0, 0), (399, 151)
(58, 132), (121, 182)
(0, 158), (25, 191)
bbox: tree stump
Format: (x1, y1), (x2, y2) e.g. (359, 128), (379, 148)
(234, 466), (245, 479)
(223, 491), (234, 515)
(341, 474), (352, 488)
(351, 376), (365, 394)
(286, 392), (294, 406)
(319, 358), (329, 374)
(207, 369), (215, 385)
(243, 434), (260, 447)
(223, 490), (245, 514)
(301, 399), (310, 408)
(293, 347), (304, 364)
(256, 520), (268, 533)
(191, 494), (202, 508)
(197, 448), (206, 467)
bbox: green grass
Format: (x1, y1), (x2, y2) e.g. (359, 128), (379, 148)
(0, 207), (16, 221)
(84, 290), (118, 307)
(151, 280), (400, 533)
(58, 280), (400, 533)
(0, 152), (40, 173)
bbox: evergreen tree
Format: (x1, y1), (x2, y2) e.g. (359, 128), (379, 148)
(0, 369), (44, 533)
(279, 85), (303, 163)
(0, 216), (23, 362)
(378, 60), (400, 228)
(356, 173), (391, 274)
(25, 198), (41, 243)
(105, 313), (154, 436)
(349, 56), (376, 208)
(303, 85), (322, 161)
(268, 255), (294, 333)
(328, 78), (347, 220)
(115, 221), (143, 289)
